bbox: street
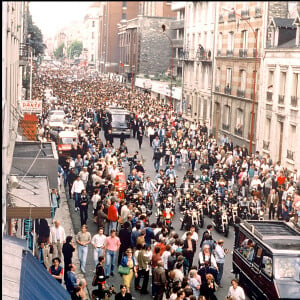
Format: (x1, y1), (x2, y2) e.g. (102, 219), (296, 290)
(67, 130), (239, 300)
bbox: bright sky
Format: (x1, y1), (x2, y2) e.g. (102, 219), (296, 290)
(29, 1), (94, 39)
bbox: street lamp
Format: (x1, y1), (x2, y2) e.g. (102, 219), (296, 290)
(222, 7), (258, 154)
(162, 24), (174, 109)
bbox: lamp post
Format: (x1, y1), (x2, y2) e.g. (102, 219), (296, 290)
(222, 7), (258, 154)
(162, 24), (174, 109)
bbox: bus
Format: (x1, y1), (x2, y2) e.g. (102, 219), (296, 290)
(105, 106), (131, 137)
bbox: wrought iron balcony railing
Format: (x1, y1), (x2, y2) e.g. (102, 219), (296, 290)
(266, 92), (273, 101)
(226, 49), (233, 56)
(278, 95), (285, 105)
(290, 96), (299, 107)
(241, 9), (249, 18)
(237, 89), (245, 98)
(222, 123), (230, 131)
(224, 86), (231, 95)
(287, 150), (295, 160)
(239, 49), (248, 57)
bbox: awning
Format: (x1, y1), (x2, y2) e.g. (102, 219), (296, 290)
(2, 235), (71, 300)
(20, 249), (71, 300)
(7, 176), (52, 219)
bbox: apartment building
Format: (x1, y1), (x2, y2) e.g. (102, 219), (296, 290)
(182, 1), (216, 126)
(211, 2), (264, 151)
(139, 1), (175, 17)
(258, 4), (300, 170)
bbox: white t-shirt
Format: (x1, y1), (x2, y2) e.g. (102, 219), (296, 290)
(227, 286), (246, 300)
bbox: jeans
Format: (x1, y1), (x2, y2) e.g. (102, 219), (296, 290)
(93, 247), (104, 267)
(108, 221), (117, 233)
(74, 193), (81, 209)
(80, 205), (88, 226)
(51, 207), (57, 219)
(135, 269), (149, 293)
(78, 245), (88, 272)
(154, 160), (160, 172)
(105, 249), (116, 275)
(63, 169), (69, 186)
(216, 262), (224, 284)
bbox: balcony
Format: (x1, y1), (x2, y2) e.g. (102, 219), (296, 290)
(255, 7), (262, 17)
(219, 14), (224, 23)
(172, 39), (183, 48)
(239, 49), (248, 57)
(237, 89), (245, 98)
(287, 150), (295, 160)
(253, 48), (260, 57)
(226, 49), (234, 57)
(180, 48), (190, 61)
(266, 91), (273, 101)
(222, 123), (230, 131)
(234, 127), (243, 136)
(278, 95), (285, 105)
(217, 49), (222, 56)
(170, 19), (184, 30)
(19, 43), (29, 66)
(195, 49), (212, 63)
(224, 86), (231, 95)
(228, 12), (236, 22)
(263, 140), (270, 150)
(290, 96), (299, 107)
(215, 86), (220, 92)
(241, 9), (249, 18)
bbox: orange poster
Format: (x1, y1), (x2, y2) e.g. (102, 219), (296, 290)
(21, 114), (38, 140)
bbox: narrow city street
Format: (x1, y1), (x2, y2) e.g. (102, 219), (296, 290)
(67, 129), (239, 300)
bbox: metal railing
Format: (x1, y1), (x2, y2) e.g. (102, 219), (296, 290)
(290, 96), (298, 107)
(287, 150), (294, 160)
(237, 89), (245, 98)
(278, 95), (285, 105)
(226, 49), (234, 56)
(195, 49), (212, 62)
(255, 7), (262, 16)
(219, 15), (224, 23)
(19, 43), (29, 63)
(224, 86), (231, 95)
(215, 86), (220, 92)
(239, 49), (248, 57)
(228, 12), (236, 21)
(234, 127), (243, 136)
(263, 140), (270, 150)
(241, 9), (249, 17)
(222, 124), (230, 131)
(266, 92), (273, 101)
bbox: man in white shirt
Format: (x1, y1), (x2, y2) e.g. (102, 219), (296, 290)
(91, 227), (107, 267)
(143, 176), (157, 201)
(71, 176), (85, 211)
(49, 220), (66, 260)
(181, 225), (199, 242)
(227, 278), (246, 300)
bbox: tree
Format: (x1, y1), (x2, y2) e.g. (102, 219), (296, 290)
(27, 11), (46, 58)
(67, 40), (83, 59)
(54, 43), (65, 60)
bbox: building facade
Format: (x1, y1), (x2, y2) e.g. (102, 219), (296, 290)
(139, 1), (176, 18)
(2, 1), (28, 233)
(257, 5), (300, 170)
(211, 2), (264, 150)
(182, 1), (216, 127)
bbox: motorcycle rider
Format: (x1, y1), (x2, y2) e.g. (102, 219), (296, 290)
(143, 176), (157, 202)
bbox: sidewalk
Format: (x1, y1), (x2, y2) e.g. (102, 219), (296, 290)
(56, 181), (90, 298)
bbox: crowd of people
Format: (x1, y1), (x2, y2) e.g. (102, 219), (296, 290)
(30, 63), (300, 300)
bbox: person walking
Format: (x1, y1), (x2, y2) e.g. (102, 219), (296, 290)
(107, 198), (118, 233)
(227, 278), (246, 300)
(183, 231), (196, 271)
(136, 244), (151, 294)
(153, 260), (167, 300)
(71, 176), (85, 212)
(137, 126), (143, 149)
(214, 239), (228, 287)
(267, 188), (279, 220)
(94, 256), (106, 299)
(91, 227), (107, 267)
(65, 263), (78, 296)
(62, 236), (75, 284)
(118, 222), (132, 265)
(120, 248), (138, 293)
(49, 220), (66, 261)
(76, 224), (91, 273)
(50, 188), (60, 221)
(79, 189), (89, 226)
(104, 229), (121, 277)
(34, 241), (50, 269)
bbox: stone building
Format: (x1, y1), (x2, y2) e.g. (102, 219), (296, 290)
(257, 4), (300, 170)
(211, 2), (264, 151)
(182, 1), (217, 127)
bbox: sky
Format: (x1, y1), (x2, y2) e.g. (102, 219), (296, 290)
(29, 1), (94, 39)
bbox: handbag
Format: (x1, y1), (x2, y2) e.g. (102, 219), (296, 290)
(49, 244), (54, 254)
(118, 265), (130, 275)
(92, 274), (98, 286)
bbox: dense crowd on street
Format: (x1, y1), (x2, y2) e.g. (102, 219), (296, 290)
(29, 63), (300, 300)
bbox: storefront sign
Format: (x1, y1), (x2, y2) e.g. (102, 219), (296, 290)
(20, 100), (42, 114)
(21, 114), (38, 141)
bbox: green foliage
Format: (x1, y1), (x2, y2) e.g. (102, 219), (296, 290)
(67, 40), (83, 59)
(27, 12), (46, 57)
(54, 43), (65, 60)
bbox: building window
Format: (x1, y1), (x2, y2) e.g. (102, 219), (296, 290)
(92, 21), (95, 27)
(228, 32), (234, 50)
(92, 32), (94, 39)
(238, 70), (246, 97)
(223, 105), (231, 130)
(122, 13), (126, 20)
(226, 68), (232, 88)
(216, 67), (221, 89)
(291, 73), (300, 107)
(122, 1), (127, 8)
(242, 30), (248, 50)
(263, 118), (271, 150)
(279, 72), (286, 104)
(235, 108), (244, 136)
(288, 125), (296, 160)
(91, 54), (94, 62)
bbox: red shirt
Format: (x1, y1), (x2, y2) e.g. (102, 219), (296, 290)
(277, 176), (286, 185)
(107, 205), (118, 221)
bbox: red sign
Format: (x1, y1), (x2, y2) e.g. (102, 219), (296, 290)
(21, 114), (38, 140)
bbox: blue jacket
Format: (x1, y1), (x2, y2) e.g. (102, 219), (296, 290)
(66, 271), (77, 294)
(121, 255), (136, 267)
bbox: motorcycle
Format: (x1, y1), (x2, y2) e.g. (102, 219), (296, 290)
(212, 206), (229, 237)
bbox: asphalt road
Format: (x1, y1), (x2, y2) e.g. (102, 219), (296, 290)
(67, 131), (243, 300)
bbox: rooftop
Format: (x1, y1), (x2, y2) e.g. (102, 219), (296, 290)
(13, 141), (55, 158)
(273, 17), (296, 29)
